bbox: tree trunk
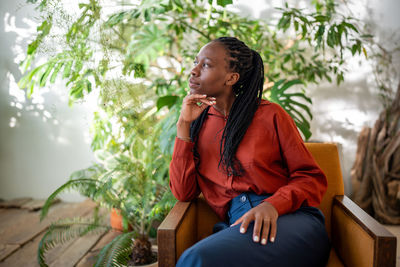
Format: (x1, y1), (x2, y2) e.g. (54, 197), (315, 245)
(351, 80), (400, 224)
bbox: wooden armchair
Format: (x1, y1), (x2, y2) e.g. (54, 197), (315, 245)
(157, 143), (397, 267)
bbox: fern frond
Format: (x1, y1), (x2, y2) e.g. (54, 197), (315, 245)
(95, 232), (135, 267)
(38, 216), (110, 267)
(40, 178), (100, 220)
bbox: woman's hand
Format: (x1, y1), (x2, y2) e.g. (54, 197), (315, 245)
(231, 201), (278, 245)
(179, 94), (216, 124)
(176, 94), (216, 141)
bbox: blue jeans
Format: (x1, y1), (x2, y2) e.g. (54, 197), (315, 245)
(176, 192), (330, 267)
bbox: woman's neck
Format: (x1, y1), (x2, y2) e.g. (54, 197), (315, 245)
(213, 93), (236, 117)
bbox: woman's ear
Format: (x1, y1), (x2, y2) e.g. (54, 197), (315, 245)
(225, 72), (240, 86)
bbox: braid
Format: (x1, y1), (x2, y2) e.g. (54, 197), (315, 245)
(190, 37), (264, 177)
(190, 106), (210, 178)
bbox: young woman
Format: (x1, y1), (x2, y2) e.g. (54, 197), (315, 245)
(169, 37), (330, 267)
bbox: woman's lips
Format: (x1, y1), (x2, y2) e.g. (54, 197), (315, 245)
(189, 79), (200, 88)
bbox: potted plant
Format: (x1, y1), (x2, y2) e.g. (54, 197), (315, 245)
(38, 117), (175, 266)
(36, 76), (176, 266)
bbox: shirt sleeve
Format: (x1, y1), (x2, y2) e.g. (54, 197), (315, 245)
(263, 105), (328, 216)
(169, 137), (201, 201)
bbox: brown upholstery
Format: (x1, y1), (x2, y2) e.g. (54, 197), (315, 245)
(308, 143), (344, 239)
(158, 143), (397, 267)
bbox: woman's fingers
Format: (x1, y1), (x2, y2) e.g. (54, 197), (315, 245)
(186, 94), (216, 106)
(260, 218), (271, 245)
(269, 219), (277, 243)
(238, 214), (251, 234)
(230, 214), (245, 227)
(231, 201), (278, 245)
(179, 94), (216, 123)
(252, 214), (262, 242)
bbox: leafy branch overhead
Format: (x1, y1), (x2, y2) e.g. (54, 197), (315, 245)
(19, 0), (366, 140)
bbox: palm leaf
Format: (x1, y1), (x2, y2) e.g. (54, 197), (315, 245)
(38, 217), (109, 267)
(95, 232), (135, 267)
(40, 178), (100, 221)
(40, 164), (118, 221)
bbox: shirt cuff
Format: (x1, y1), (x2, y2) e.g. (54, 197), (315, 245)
(263, 193), (292, 216)
(172, 136), (194, 159)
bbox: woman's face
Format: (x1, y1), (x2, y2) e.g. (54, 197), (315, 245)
(189, 41), (237, 97)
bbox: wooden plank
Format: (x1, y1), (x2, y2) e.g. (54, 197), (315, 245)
(76, 230), (121, 267)
(44, 234), (76, 265)
(21, 199), (60, 211)
(0, 244), (20, 262)
(49, 231), (106, 266)
(5, 200), (97, 245)
(0, 198), (32, 208)
(0, 202), (68, 245)
(0, 232), (43, 267)
(0, 208), (30, 232)
(0, 199), (100, 266)
(45, 206), (110, 265)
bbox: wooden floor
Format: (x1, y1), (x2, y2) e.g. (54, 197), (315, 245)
(1, 198), (399, 267)
(0, 197), (122, 267)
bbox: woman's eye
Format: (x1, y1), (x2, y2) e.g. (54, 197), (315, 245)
(193, 61), (209, 68)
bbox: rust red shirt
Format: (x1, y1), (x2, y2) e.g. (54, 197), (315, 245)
(169, 99), (327, 221)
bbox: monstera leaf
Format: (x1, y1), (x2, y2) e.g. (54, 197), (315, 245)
(268, 79), (313, 140)
(127, 24), (170, 67)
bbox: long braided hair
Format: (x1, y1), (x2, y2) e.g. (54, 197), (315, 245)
(190, 37), (264, 177)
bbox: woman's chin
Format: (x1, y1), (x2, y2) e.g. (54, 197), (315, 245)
(190, 89), (202, 95)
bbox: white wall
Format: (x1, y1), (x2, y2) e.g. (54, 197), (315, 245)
(0, 0), (399, 200)
(234, 0), (400, 194)
(0, 0), (93, 202)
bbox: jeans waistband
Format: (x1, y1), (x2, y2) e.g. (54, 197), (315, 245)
(228, 192), (272, 225)
(230, 192), (272, 209)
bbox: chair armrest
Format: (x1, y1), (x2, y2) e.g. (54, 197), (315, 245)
(157, 201), (197, 267)
(331, 195), (397, 267)
(157, 197), (220, 267)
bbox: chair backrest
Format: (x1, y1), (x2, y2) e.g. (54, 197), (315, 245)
(305, 143), (345, 238)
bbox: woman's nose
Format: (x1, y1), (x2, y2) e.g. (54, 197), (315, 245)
(190, 65), (199, 77)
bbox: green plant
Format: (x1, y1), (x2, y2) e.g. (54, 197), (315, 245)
(36, 68), (175, 266)
(21, 0), (365, 141)
(38, 113), (175, 266)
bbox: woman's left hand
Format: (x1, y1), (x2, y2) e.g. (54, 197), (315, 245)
(231, 201), (278, 245)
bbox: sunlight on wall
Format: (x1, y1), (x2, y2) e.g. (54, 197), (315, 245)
(234, 0), (399, 194)
(0, 0), (98, 201)
(1, 0), (398, 200)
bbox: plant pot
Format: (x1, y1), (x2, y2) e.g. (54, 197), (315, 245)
(110, 208), (125, 231)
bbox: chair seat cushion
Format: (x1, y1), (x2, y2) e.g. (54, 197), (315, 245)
(326, 248), (344, 267)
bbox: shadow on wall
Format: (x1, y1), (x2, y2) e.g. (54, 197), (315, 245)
(0, 1), (94, 202)
(309, 77), (382, 195)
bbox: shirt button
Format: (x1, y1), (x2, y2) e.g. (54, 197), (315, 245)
(240, 195), (247, 203)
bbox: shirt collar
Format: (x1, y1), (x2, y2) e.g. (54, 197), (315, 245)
(207, 99), (271, 117)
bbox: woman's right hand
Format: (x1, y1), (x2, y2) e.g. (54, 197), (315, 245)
(178, 94), (216, 124)
(176, 94), (216, 141)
